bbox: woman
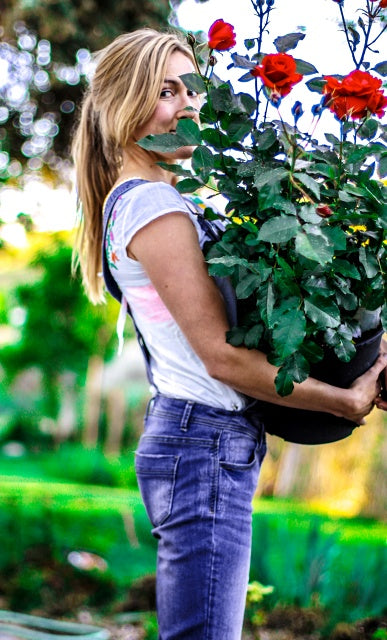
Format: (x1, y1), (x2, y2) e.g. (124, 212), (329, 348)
(72, 28), (386, 640)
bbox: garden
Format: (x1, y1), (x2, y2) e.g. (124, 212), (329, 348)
(1, 0), (386, 638)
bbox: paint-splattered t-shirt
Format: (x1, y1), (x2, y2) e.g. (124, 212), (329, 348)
(105, 180), (245, 410)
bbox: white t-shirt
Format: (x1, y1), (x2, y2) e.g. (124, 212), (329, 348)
(105, 180), (246, 411)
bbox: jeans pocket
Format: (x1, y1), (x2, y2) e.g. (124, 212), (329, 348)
(135, 452), (180, 527)
(219, 431), (258, 471)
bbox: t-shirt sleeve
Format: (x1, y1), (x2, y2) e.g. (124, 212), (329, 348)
(119, 181), (192, 248)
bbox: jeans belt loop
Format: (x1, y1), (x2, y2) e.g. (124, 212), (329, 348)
(180, 400), (194, 432)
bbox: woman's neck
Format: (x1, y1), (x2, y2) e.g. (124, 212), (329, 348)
(119, 146), (177, 186)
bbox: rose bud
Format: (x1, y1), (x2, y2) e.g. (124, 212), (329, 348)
(316, 204), (333, 218)
(208, 55), (217, 67)
(187, 32), (196, 46)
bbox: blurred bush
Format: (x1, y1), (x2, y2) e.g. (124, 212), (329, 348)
(250, 501), (387, 627)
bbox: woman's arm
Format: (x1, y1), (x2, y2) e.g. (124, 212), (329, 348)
(129, 212), (387, 424)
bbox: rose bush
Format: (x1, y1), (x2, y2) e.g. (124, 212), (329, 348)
(139, 1), (387, 396)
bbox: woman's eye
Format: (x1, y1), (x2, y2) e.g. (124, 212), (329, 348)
(188, 90), (198, 98)
(160, 89), (174, 98)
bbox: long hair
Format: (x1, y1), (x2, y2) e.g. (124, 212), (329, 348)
(72, 29), (195, 303)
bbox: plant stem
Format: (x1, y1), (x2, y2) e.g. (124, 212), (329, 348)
(337, 3), (359, 68)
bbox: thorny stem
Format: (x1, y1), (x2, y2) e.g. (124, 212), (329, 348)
(357, 2), (374, 69)
(289, 174), (314, 204)
(250, 0), (274, 127)
(338, 3), (359, 68)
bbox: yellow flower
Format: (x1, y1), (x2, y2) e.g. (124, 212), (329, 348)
(349, 224), (367, 232)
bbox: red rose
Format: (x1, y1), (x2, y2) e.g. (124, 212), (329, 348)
(251, 53), (303, 97)
(379, 0), (387, 7)
(208, 19), (236, 51)
(323, 70), (387, 120)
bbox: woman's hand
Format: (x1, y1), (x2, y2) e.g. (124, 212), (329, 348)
(345, 352), (387, 423)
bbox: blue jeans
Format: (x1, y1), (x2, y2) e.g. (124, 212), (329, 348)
(135, 394), (266, 640)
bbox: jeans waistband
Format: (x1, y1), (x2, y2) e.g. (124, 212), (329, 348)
(146, 393), (264, 438)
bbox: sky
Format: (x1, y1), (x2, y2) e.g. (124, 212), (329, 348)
(177, 0), (380, 74)
(0, 0), (385, 240)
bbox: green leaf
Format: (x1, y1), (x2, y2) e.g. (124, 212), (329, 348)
(227, 120), (252, 143)
(307, 162), (337, 179)
(272, 307), (306, 359)
(254, 167), (288, 189)
(175, 177), (203, 194)
(207, 256), (250, 277)
(274, 32), (305, 53)
(356, 119), (379, 140)
(332, 259), (361, 279)
(304, 295), (341, 328)
(180, 72), (207, 94)
(244, 324), (264, 349)
(137, 132), (187, 152)
(201, 127), (230, 151)
(244, 39), (255, 51)
(320, 226), (347, 251)
(325, 133), (340, 146)
(274, 366), (294, 396)
(209, 83), (236, 113)
(381, 304), (387, 331)
(270, 197), (297, 216)
(300, 340), (324, 363)
(293, 173), (320, 199)
(274, 352), (310, 396)
(257, 280), (275, 327)
(295, 59), (318, 75)
(236, 273), (261, 299)
(359, 246), (379, 278)
(255, 128), (277, 150)
(192, 146), (214, 181)
(379, 154), (387, 178)
(231, 53), (256, 69)
(373, 61), (387, 76)
(304, 275), (331, 296)
(238, 92), (257, 115)
(324, 327), (356, 362)
(295, 231), (333, 264)
(342, 183), (367, 197)
(276, 255), (295, 278)
(306, 76), (326, 94)
(157, 162), (193, 177)
(298, 204), (321, 223)
(176, 119), (202, 145)
(226, 326), (246, 347)
(236, 161), (259, 177)
(258, 216), (299, 243)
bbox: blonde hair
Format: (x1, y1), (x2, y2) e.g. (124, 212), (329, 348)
(72, 29), (195, 303)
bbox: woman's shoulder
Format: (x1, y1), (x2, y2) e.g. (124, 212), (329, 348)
(116, 179), (190, 211)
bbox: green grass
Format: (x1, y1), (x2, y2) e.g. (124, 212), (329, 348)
(0, 476), (386, 624)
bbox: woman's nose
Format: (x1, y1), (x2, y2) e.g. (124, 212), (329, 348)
(177, 105), (198, 120)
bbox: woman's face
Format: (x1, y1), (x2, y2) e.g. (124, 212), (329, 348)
(135, 50), (201, 160)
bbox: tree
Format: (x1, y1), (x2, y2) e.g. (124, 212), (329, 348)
(0, 0), (172, 184)
(0, 240), (118, 417)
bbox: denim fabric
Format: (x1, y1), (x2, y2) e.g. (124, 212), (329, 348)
(135, 394), (266, 640)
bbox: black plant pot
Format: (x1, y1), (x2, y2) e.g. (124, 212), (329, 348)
(257, 326), (384, 445)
